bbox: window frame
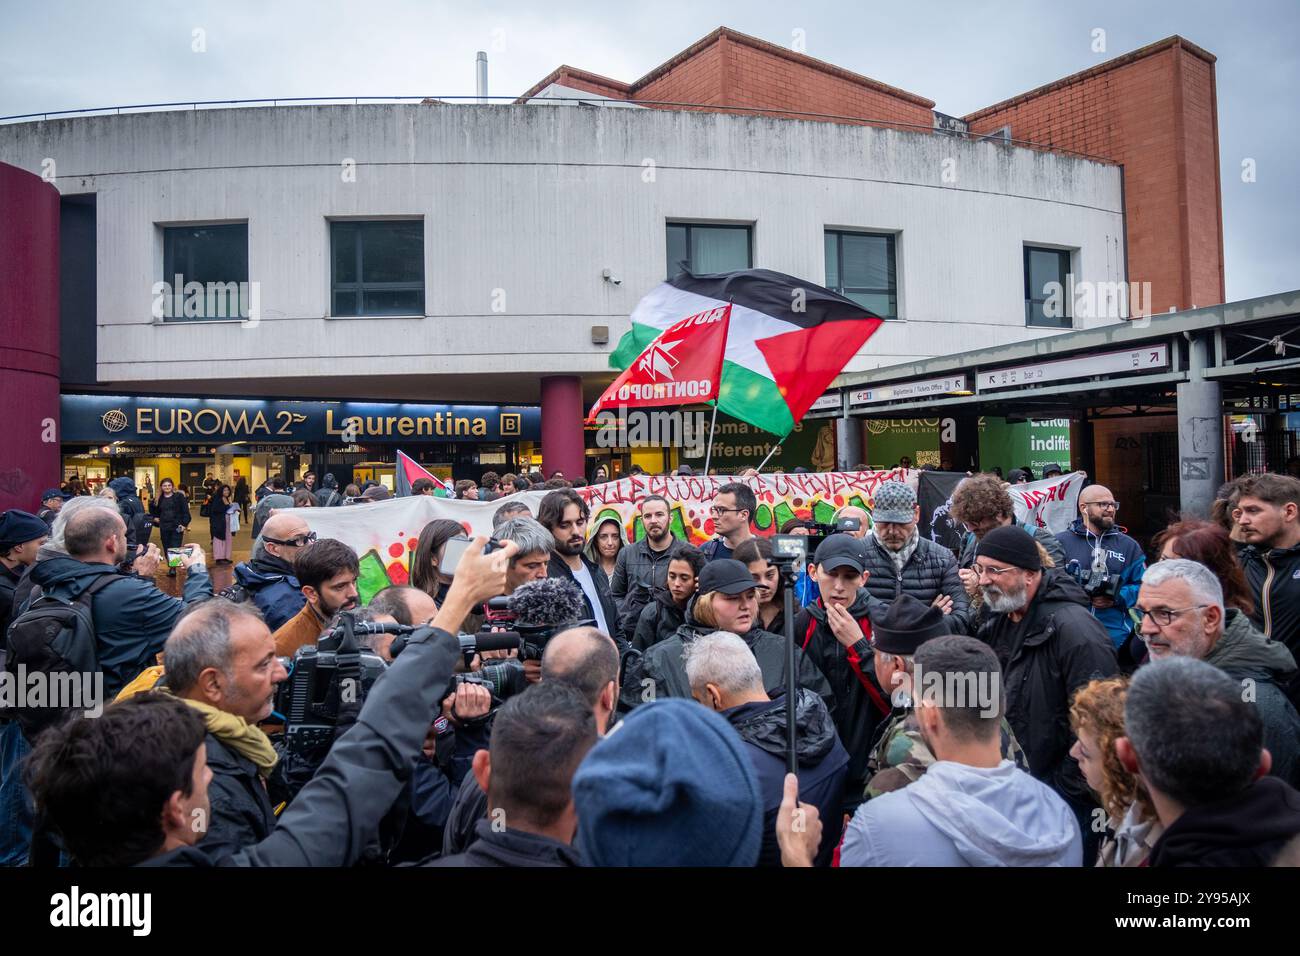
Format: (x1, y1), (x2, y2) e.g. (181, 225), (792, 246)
(329, 218), (426, 319)
(1023, 245), (1074, 329)
(824, 228), (899, 320)
(665, 221), (753, 278)
(158, 221), (250, 324)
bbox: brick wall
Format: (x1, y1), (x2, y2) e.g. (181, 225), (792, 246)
(964, 38), (1224, 314)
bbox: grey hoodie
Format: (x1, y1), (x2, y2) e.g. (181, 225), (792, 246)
(839, 759), (1082, 866)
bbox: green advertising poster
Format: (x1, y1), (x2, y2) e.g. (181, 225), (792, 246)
(862, 418), (942, 468)
(979, 417), (1071, 475)
(679, 411), (834, 472)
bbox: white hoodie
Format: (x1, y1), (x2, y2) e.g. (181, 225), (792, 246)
(840, 759), (1081, 866)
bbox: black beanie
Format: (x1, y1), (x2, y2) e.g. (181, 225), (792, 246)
(976, 524), (1042, 571)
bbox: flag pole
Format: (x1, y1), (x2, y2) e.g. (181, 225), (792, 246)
(755, 442), (781, 473)
(702, 401), (719, 475)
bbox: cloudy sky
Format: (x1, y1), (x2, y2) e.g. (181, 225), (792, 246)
(1, 0), (1294, 301)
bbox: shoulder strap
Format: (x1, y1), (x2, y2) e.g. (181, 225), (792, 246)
(77, 572), (122, 607)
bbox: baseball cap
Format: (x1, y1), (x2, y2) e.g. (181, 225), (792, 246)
(813, 534), (867, 574)
(41, 487), (71, 503)
(697, 559), (759, 596)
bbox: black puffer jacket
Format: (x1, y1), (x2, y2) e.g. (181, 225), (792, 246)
(631, 590), (686, 652)
(621, 596), (832, 713)
(977, 569), (1119, 811)
(201, 733), (279, 852)
(861, 533), (970, 633)
(1238, 541), (1300, 671)
(793, 589), (891, 802)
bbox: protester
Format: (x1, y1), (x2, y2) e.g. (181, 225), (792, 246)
(1056, 485), (1145, 649)
(429, 683), (595, 867)
(492, 500), (531, 528)
(631, 546), (704, 652)
(609, 494), (685, 640)
(1231, 474), (1300, 663)
(793, 535), (890, 810)
(733, 537), (787, 634)
(367, 584), (440, 631)
(494, 516), (555, 595)
(23, 534), (514, 867)
(1068, 677), (1163, 866)
(271, 538), (361, 657)
(479, 471), (502, 500)
(624, 558), (831, 712)
(700, 482), (756, 561)
(538, 489), (619, 646)
(251, 477), (293, 537)
(149, 477), (192, 576)
(1134, 559), (1300, 786)
(840, 635), (1083, 867)
(23, 506), (211, 699)
(1152, 519), (1254, 615)
(584, 516), (623, 589)
(862, 595), (1026, 800)
(973, 524), (1119, 837)
(859, 480), (969, 631)
(1119, 657), (1300, 866)
(164, 599), (289, 849)
(201, 483), (237, 564)
(233, 513), (312, 631)
(454, 479), (479, 501)
(109, 476), (152, 551)
(950, 473), (1066, 577)
(685, 631), (848, 866)
(0, 510), (47, 634)
(234, 474), (252, 519)
(572, 697), (763, 866)
(409, 518), (465, 607)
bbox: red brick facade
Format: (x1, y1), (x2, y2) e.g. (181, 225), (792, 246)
(521, 29), (1224, 315)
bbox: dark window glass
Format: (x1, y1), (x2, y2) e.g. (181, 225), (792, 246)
(665, 223), (751, 278)
(825, 230), (897, 319)
(1024, 246), (1072, 328)
(331, 220), (425, 317)
(161, 223), (249, 321)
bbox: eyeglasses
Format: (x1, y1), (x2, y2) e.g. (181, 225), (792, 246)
(971, 562), (1017, 578)
(1131, 605), (1208, 627)
(1084, 501), (1121, 511)
(265, 531), (317, 548)
(709, 506), (744, 516)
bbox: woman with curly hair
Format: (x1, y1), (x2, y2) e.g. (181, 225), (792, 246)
(1069, 677), (1163, 867)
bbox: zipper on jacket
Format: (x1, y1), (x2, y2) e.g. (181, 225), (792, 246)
(1261, 554), (1275, 637)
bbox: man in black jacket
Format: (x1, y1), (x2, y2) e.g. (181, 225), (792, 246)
(0, 510), (47, 634)
(793, 534), (891, 814)
(24, 535), (515, 866)
(1119, 656), (1300, 866)
(538, 489), (622, 652)
(163, 599), (289, 851)
(610, 494), (685, 639)
(973, 525), (1118, 835)
(1232, 474), (1300, 698)
(430, 682), (594, 867)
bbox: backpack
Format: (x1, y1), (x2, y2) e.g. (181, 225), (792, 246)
(2, 573), (119, 740)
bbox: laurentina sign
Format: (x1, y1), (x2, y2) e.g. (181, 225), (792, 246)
(61, 396), (540, 444)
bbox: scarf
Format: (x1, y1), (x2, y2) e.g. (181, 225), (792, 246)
(875, 529), (920, 577)
(167, 690), (279, 778)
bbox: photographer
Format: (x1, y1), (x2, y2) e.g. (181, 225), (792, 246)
(25, 536), (518, 866)
(1055, 485), (1145, 650)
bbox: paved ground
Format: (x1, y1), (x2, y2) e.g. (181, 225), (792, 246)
(149, 502), (253, 597)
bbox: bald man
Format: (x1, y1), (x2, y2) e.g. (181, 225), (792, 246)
(834, 505), (870, 540)
(233, 512), (314, 630)
(1056, 484), (1146, 650)
(542, 627), (620, 734)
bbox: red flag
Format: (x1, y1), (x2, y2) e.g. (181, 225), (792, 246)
(587, 304), (731, 421)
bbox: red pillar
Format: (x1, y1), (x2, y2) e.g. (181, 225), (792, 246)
(0, 163), (61, 513)
(540, 375), (584, 481)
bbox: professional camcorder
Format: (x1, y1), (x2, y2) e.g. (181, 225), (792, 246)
(1065, 548), (1120, 600)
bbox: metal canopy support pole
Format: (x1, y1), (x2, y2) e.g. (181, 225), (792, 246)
(1176, 331), (1225, 518)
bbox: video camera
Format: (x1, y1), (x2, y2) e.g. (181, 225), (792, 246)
(1065, 547), (1120, 600)
(769, 515), (862, 570)
(463, 580), (594, 663)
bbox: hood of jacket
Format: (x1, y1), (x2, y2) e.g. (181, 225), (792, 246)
(807, 586), (875, 624)
(108, 476), (138, 497)
(1065, 517), (1132, 541)
(236, 552), (297, 586)
(903, 760), (1079, 866)
(29, 554), (119, 597)
(1152, 776), (1300, 866)
(1031, 567), (1092, 610)
(1207, 608), (1298, 684)
(725, 688), (837, 766)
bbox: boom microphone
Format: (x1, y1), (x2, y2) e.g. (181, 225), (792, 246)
(507, 578), (589, 629)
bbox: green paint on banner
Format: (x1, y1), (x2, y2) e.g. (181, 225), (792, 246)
(773, 502), (796, 530)
(755, 503), (773, 530)
(356, 549), (393, 605)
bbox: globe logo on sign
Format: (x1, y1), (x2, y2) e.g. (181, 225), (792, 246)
(101, 409), (129, 433)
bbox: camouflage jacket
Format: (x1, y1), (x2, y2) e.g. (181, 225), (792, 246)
(863, 706), (1029, 799)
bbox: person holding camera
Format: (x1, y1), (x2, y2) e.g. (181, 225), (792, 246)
(1055, 484), (1146, 649)
(25, 535), (518, 867)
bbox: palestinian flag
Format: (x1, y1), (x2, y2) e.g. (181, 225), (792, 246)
(609, 269), (883, 435)
(395, 449), (450, 497)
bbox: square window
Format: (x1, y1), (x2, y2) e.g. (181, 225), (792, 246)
(330, 220), (424, 317)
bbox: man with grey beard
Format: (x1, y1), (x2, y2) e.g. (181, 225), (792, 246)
(972, 526), (1118, 845)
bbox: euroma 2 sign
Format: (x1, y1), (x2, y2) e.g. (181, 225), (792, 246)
(61, 395), (541, 444)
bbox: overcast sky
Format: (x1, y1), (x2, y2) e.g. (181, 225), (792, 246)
(1, 0), (1295, 301)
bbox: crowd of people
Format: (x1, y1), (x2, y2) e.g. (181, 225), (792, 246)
(1, 462), (1298, 868)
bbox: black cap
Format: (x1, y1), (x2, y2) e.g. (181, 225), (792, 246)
(0, 510), (49, 550)
(1043, 463), (1063, 477)
(698, 559), (758, 596)
(976, 525), (1042, 572)
(676, 464), (694, 476)
(41, 487), (70, 502)
(869, 594), (950, 655)
(813, 534), (867, 574)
